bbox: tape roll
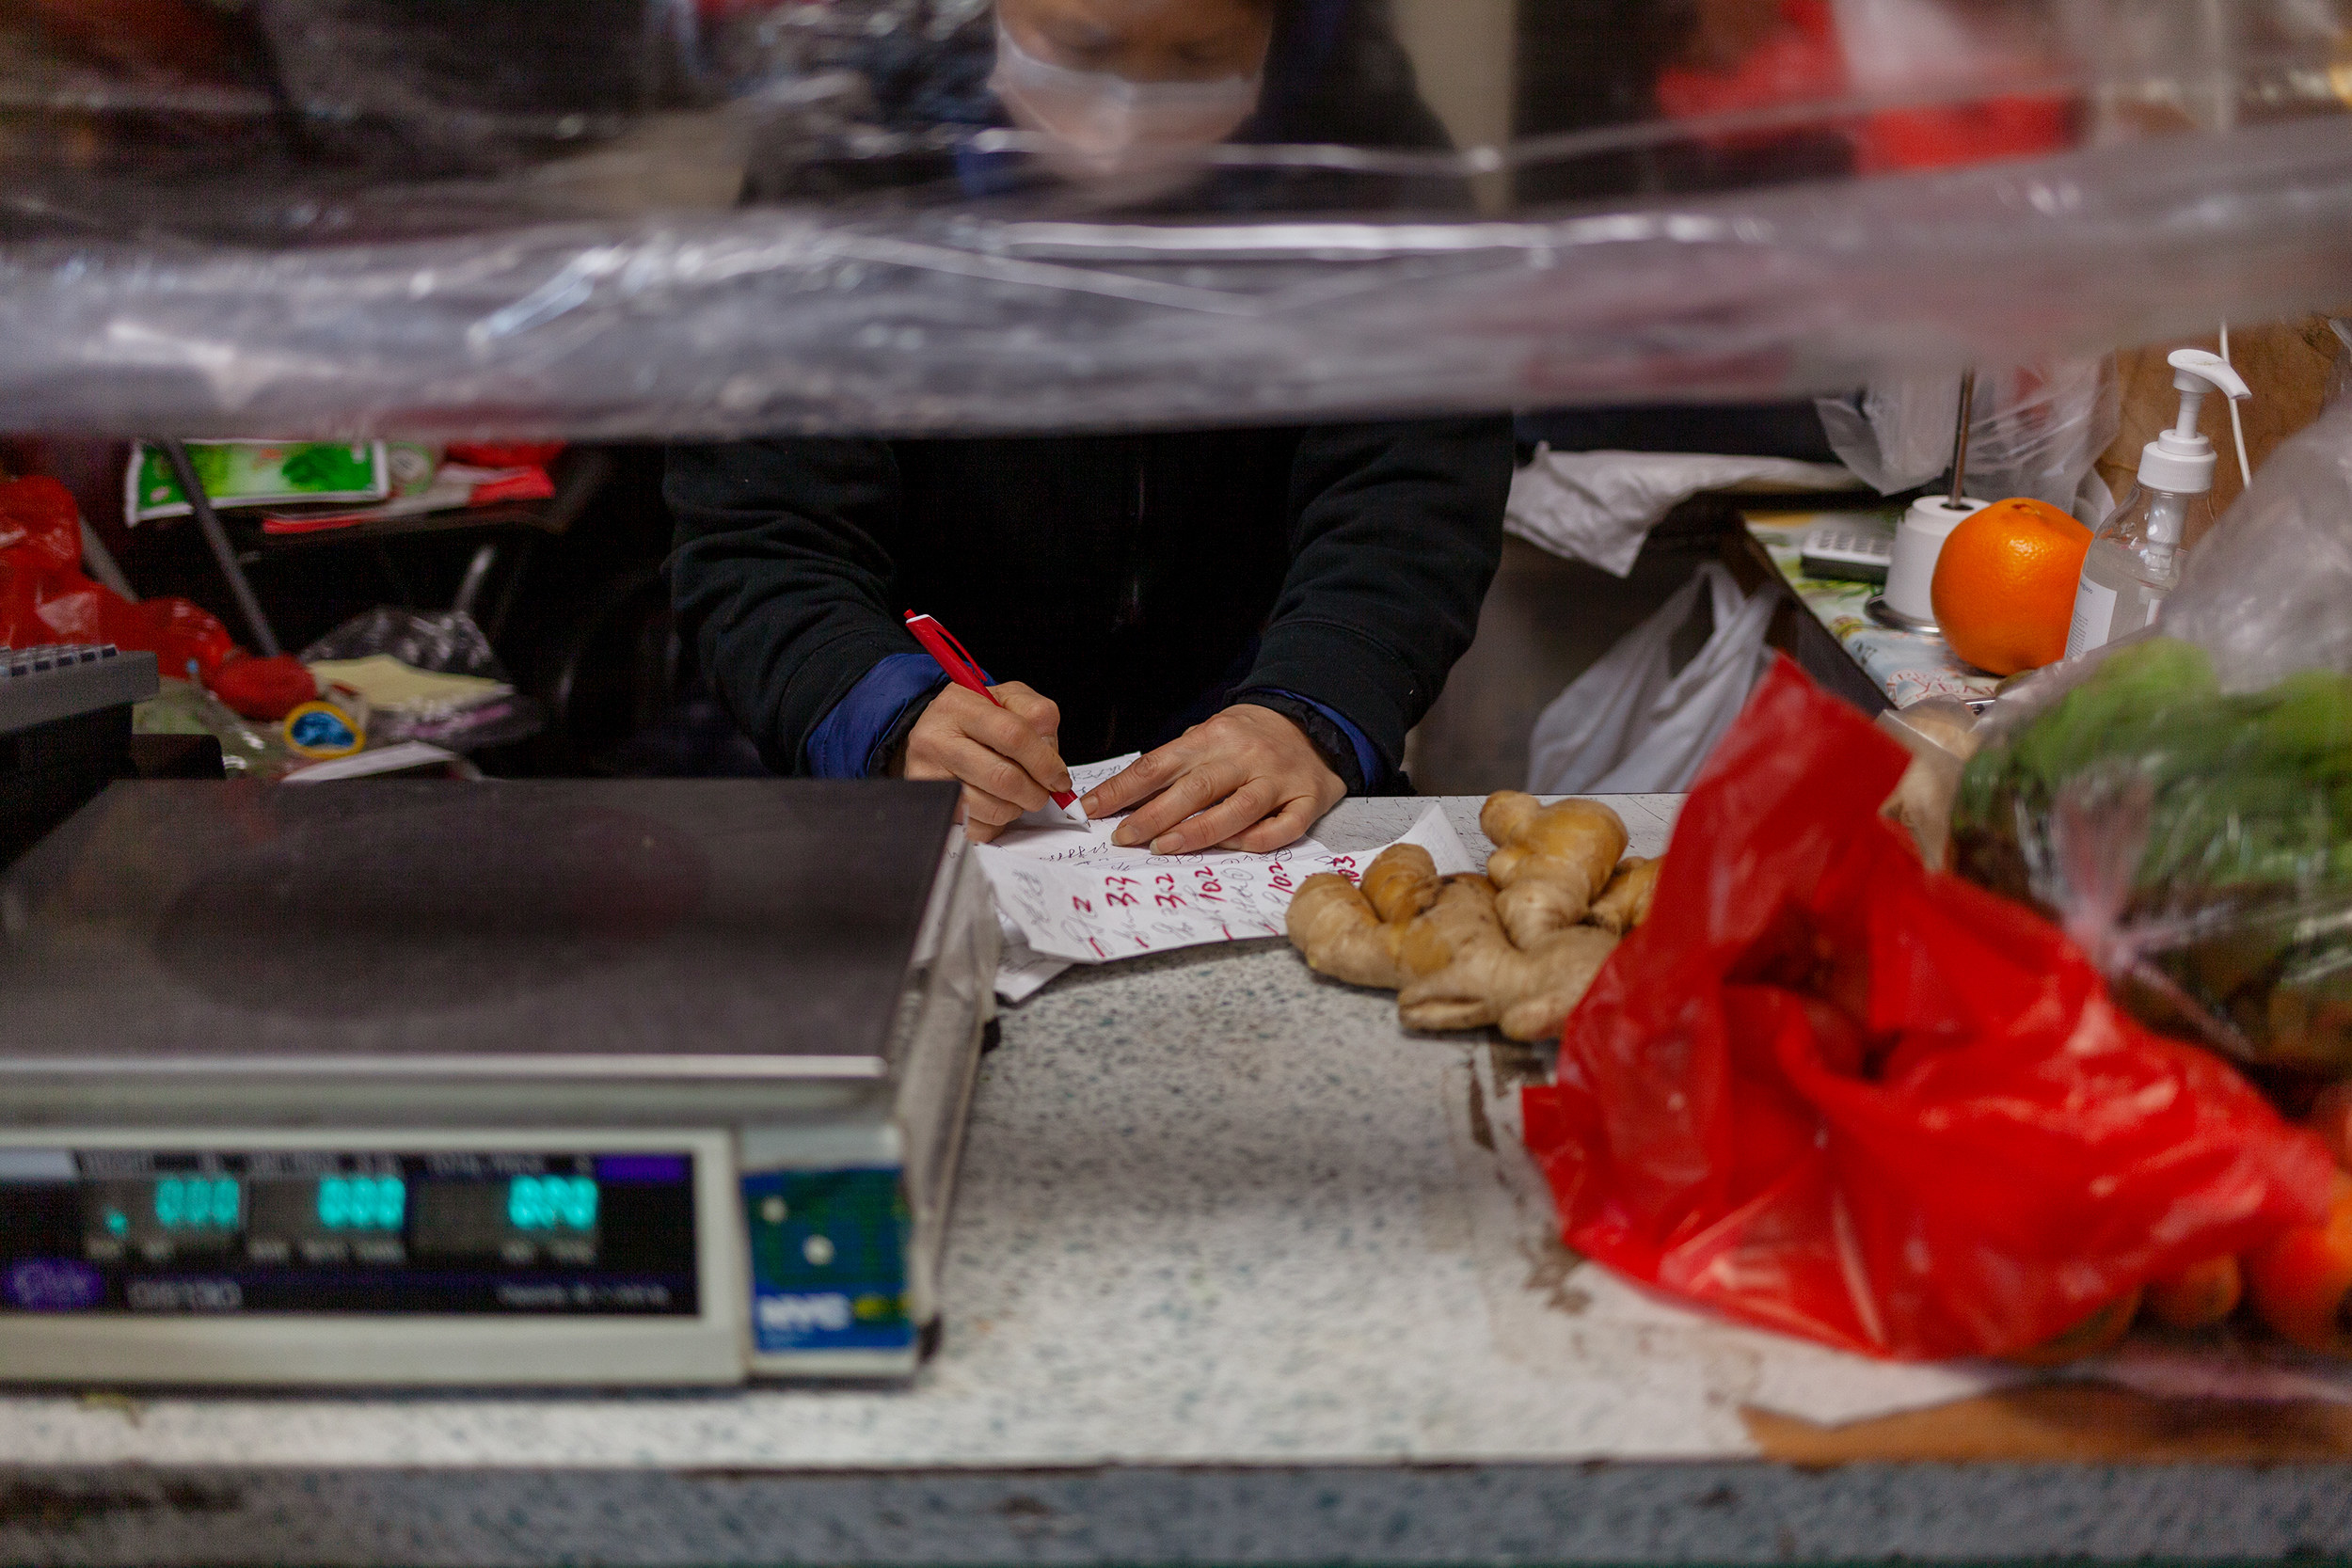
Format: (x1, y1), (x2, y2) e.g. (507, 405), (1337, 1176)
(283, 699), (367, 760)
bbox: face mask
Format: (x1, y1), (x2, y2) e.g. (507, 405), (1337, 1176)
(990, 22), (1263, 179)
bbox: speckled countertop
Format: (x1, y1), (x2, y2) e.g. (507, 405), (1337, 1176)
(4, 798), (2349, 1568)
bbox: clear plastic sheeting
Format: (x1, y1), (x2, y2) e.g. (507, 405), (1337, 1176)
(3, 0), (2349, 438)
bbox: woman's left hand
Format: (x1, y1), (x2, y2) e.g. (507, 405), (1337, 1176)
(1083, 705), (1345, 855)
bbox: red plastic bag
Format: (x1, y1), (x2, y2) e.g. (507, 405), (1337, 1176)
(0, 474), (238, 677)
(1521, 657), (2335, 1361)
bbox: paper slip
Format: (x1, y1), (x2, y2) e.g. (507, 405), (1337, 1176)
(982, 754), (1140, 1003)
(979, 768), (1476, 971)
(993, 920), (1072, 1006)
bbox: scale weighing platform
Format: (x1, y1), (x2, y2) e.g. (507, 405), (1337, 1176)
(0, 778), (997, 1386)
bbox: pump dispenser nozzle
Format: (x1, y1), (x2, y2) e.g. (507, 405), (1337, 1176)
(2141, 348), (2254, 496)
(2068, 351), (2256, 659)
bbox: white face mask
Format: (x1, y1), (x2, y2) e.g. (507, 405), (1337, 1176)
(989, 22), (1264, 180)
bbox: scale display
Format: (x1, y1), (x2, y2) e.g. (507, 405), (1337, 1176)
(0, 1150), (696, 1316)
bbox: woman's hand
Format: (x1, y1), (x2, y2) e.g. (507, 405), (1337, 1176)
(1085, 705), (1344, 855)
(899, 682), (1072, 845)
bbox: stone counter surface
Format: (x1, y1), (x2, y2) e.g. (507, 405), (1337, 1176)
(3, 798), (2350, 1567)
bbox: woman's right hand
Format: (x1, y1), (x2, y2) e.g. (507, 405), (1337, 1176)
(898, 682), (1073, 844)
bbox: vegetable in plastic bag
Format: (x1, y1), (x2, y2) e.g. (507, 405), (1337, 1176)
(1520, 657), (2334, 1361)
(1952, 404), (2352, 1083)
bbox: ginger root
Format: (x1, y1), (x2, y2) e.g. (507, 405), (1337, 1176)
(1480, 792), (1629, 948)
(1875, 700), (1979, 869)
(1284, 797), (1636, 1043)
(1285, 845), (1441, 990)
(1398, 879), (1619, 1040)
(1362, 843), (1441, 924)
(1587, 857), (1661, 935)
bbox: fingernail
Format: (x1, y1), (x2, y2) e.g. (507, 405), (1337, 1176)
(1151, 834), (1181, 855)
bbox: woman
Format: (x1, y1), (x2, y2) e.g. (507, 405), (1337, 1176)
(669, 0), (1512, 852)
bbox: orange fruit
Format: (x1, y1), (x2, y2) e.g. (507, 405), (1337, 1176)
(1930, 497), (2093, 677)
(2245, 1175), (2352, 1356)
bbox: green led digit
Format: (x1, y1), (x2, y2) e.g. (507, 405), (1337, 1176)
(504, 1174), (596, 1231)
(319, 1175), (406, 1230)
(154, 1176), (238, 1230)
(373, 1175), (406, 1229)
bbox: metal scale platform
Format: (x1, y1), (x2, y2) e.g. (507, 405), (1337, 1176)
(0, 779), (996, 1386)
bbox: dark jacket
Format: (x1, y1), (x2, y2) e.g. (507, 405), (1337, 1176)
(666, 419), (1513, 777)
(670, 3), (1508, 783)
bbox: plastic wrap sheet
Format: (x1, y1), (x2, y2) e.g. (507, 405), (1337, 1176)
(2, 0), (2349, 438)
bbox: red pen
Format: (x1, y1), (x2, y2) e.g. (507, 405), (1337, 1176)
(904, 610), (1089, 825)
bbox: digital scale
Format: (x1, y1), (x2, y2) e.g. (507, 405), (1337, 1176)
(0, 778), (996, 1386)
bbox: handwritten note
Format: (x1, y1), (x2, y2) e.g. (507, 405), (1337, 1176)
(979, 759), (1474, 979)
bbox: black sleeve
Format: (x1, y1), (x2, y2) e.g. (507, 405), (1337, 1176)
(1233, 417), (1514, 774)
(664, 438), (916, 775)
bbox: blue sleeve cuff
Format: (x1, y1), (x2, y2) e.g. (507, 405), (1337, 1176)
(1265, 688), (1384, 793)
(806, 653), (954, 780)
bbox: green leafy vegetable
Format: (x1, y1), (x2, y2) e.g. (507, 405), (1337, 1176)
(1954, 638), (2352, 1075)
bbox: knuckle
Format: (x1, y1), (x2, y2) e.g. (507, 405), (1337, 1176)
(982, 762), (1031, 800)
(962, 788), (1016, 826)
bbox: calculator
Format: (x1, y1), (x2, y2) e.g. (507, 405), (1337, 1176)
(1800, 521), (1897, 584)
(1, 643), (157, 735)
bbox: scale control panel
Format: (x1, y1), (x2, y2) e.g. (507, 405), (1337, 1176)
(0, 1132), (928, 1386)
(2, 1147), (699, 1319)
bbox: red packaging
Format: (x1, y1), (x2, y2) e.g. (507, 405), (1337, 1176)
(444, 442), (564, 470)
(1653, 0), (2073, 174)
(1521, 658), (2335, 1360)
(1, 474), (238, 677)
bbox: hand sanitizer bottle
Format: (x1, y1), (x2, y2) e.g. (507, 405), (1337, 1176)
(2066, 349), (2253, 659)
